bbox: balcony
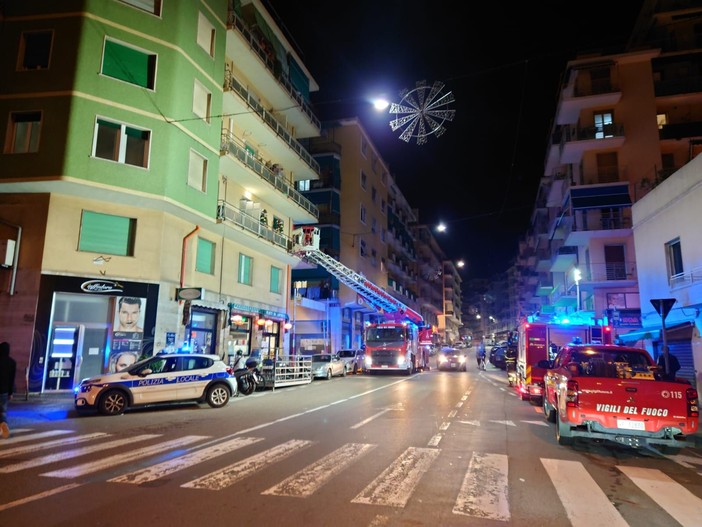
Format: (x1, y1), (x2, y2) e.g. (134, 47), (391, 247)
(223, 71), (321, 179)
(654, 75), (702, 98)
(557, 75), (622, 125)
(226, 11), (320, 137)
(550, 245), (578, 273)
(578, 262), (637, 291)
(659, 121), (702, 140)
(216, 200), (290, 250)
(220, 131), (318, 221)
(559, 123), (625, 164)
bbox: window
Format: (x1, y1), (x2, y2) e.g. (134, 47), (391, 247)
(102, 39), (156, 89)
(93, 118), (150, 168)
(371, 186), (377, 203)
(5, 111), (41, 153)
(193, 79), (212, 123)
(381, 171), (387, 186)
(238, 253), (252, 285)
(657, 113), (668, 129)
(79, 210), (136, 256)
(665, 238), (684, 282)
(360, 171), (367, 190)
(298, 180), (310, 191)
(188, 150), (207, 191)
(360, 239), (368, 258)
(381, 199), (386, 214)
(371, 217), (377, 234)
(361, 136), (368, 157)
(596, 152), (618, 183)
(195, 237), (215, 274)
(360, 204), (366, 224)
(604, 245), (626, 280)
(270, 266), (282, 294)
(197, 12), (216, 57)
(118, 0), (162, 15)
(594, 111), (614, 139)
(18, 30), (52, 70)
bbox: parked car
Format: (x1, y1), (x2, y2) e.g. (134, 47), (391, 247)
(310, 353), (347, 379)
(337, 349), (364, 374)
(74, 353), (236, 416)
(437, 346), (468, 371)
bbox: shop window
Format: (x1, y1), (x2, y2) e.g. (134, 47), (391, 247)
(5, 111), (41, 153)
(270, 266), (282, 294)
(238, 253), (252, 285)
(196, 237), (215, 274)
(18, 30), (53, 70)
(79, 210), (136, 256)
(193, 79), (212, 123)
(93, 117), (150, 168)
(188, 149), (207, 191)
(197, 12), (216, 57)
(102, 39), (156, 89)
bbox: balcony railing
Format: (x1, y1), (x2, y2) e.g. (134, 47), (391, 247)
(654, 76), (702, 97)
(563, 122), (625, 142)
(216, 200), (290, 250)
(582, 262), (637, 282)
(220, 131), (319, 220)
(669, 264), (702, 288)
(224, 72), (321, 175)
(226, 12), (320, 130)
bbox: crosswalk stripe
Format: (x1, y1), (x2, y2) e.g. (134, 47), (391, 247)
(0, 433), (109, 459)
(0, 430), (72, 446)
(453, 452), (509, 521)
(541, 458), (628, 527)
(262, 442), (375, 497)
(181, 439), (313, 491)
(0, 434), (161, 474)
(617, 465), (702, 527)
(109, 436), (264, 485)
(41, 435), (208, 479)
(351, 447), (439, 507)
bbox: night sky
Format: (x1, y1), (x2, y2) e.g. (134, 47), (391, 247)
(264, 0), (643, 279)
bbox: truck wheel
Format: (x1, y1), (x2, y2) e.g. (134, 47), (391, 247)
(543, 398), (556, 423)
(556, 413), (573, 446)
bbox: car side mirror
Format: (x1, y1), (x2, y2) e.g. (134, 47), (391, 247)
(139, 368), (153, 377)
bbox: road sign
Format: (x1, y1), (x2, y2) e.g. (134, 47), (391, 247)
(650, 298), (676, 320)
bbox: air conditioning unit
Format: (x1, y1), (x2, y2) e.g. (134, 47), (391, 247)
(0, 239), (16, 267)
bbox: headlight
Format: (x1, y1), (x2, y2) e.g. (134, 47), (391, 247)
(439, 355), (448, 363)
(396, 355), (407, 366)
(459, 356), (466, 363)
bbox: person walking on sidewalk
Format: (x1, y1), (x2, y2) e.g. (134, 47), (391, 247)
(0, 342), (17, 439)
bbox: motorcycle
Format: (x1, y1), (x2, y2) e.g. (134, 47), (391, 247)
(233, 356), (264, 396)
(505, 350), (517, 387)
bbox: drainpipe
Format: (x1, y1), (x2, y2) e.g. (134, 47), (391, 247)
(181, 226), (200, 288)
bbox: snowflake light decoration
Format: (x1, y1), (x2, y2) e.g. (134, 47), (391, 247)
(388, 80), (456, 145)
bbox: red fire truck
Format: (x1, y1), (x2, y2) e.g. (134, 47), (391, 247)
(516, 319), (612, 403)
(363, 313), (428, 374)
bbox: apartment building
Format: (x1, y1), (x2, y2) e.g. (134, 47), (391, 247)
(296, 118), (426, 351)
(0, 0), (320, 393)
(514, 0), (702, 386)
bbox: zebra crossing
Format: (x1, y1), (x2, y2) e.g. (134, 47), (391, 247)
(1, 428), (702, 525)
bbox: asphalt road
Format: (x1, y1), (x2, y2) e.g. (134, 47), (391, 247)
(2, 359), (702, 527)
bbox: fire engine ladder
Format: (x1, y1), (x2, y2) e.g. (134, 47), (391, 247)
(291, 227), (423, 324)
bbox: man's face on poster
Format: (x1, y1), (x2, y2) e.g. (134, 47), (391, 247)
(118, 302), (141, 331)
(116, 353), (137, 371)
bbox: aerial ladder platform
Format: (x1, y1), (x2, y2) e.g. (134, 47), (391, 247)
(291, 226), (423, 326)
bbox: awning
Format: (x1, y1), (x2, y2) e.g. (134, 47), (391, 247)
(570, 183), (632, 210)
(617, 321), (694, 344)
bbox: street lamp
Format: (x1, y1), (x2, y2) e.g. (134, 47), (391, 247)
(573, 268), (582, 312)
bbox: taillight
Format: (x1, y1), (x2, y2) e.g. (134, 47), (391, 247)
(226, 366), (234, 376)
(565, 380), (579, 408)
(687, 388), (699, 417)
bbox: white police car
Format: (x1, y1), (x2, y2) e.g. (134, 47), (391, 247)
(75, 353), (237, 415)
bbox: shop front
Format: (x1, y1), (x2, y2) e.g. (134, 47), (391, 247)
(31, 274), (159, 393)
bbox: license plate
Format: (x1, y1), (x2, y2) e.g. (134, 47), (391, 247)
(381, 365), (388, 368)
(617, 419), (645, 431)
(450, 362), (457, 367)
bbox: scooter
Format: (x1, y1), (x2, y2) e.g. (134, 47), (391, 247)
(506, 358), (517, 387)
(234, 357), (264, 396)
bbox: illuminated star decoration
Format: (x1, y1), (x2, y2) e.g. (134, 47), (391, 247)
(388, 80), (455, 145)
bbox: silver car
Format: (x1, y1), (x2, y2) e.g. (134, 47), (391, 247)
(310, 353), (347, 380)
(337, 349), (364, 374)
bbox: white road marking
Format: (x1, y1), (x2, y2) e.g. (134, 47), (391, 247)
(351, 447), (439, 507)
(453, 452), (509, 521)
(439, 422), (450, 431)
(0, 433), (108, 458)
(182, 439), (313, 491)
(0, 430), (72, 446)
(618, 465), (702, 527)
(449, 409), (458, 417)
(458, 420), (480, 426)
(0, 483), (82, 512)
(489, 420), (516, 427)
(541, 458), (628, 527)
(262, 442), (375, 497)
(109, 436), (264, 485)
(664, 452), (702, 476)
(427, 434), (442, 447)
(350, 403), (404, 430)
(41, 436), (207, 478)
(0, 434), (161, 473)
(521, 420), (549, 427)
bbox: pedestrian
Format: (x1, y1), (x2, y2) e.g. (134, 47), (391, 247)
(657, 350), (681, 381)
(0, 341), (17, 439)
